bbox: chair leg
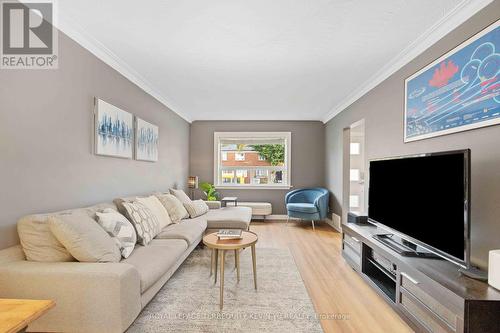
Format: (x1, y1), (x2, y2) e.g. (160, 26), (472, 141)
(286, 215), (289, 225)
(311, 220), (315, 231)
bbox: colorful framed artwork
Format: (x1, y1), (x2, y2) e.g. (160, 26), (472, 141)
(94, 98), (134, 158)
(135, 117), (159, 162)
(404, 20), (499, 142)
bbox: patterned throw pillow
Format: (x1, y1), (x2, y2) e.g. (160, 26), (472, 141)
(156, 193), (189, 223)
(96, 208), (137, 258)
(169, 188), (192, 204)
(137, 196), (172, 229)
(122, 201), (161, 245)
(183, 200), (209, 218)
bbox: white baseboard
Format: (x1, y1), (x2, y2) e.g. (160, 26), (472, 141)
(265, 214), (299, 220)
(261, 214), (342, 232)
(324, 213), (342, 232)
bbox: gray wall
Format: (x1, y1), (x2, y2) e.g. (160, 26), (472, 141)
(325, 1), (500, 268)
(0, 32), (190, 249)
(190, 121), (325, 214)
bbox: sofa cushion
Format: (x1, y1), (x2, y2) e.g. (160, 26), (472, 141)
(137, 196), (173, 229)
(122, 239), (188, 293)
(49, 212), (121, 263)
(122, 201), (161, 245)
(183, 200), (209, 218)
(286, 203), (318, 214)
(17, 215), (74, 262)
(17, 202), (115, 262)
(206, 207), (252, 230)
(238, 202), (272, 215)
(169, 188), (192, 204)
(205, 201), (222, 209)
(155, 216), (207, 245)
(96, 208), (137, 258)
(155, 193), (189, 223)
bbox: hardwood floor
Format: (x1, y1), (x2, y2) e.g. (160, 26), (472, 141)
(250, 220), (413, 333)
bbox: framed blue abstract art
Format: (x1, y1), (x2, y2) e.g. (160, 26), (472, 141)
(135, 117), (159, 162)
(405, 20), (499, 142)
(94, 98), (134, 158)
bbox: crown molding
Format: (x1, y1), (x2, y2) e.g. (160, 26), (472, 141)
(321, 0), (494, 124)
(55, 16), (191, 123)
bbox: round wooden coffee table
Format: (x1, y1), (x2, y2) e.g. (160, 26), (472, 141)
(202, 231), (258, 310)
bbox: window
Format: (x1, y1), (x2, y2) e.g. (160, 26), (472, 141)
(214, 132), (291, 188)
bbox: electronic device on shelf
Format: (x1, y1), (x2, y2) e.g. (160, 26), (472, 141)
(369, 247), (397, 277)
(348, 212), (368, 224)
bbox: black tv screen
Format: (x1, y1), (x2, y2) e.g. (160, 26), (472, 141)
(368, 150), (470, 266)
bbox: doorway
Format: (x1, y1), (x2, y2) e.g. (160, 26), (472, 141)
(342, 119), (366, 224)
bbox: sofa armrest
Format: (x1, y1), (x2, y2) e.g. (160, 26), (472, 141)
(0, 261), (141, 333)
(204, 201), (221, 209)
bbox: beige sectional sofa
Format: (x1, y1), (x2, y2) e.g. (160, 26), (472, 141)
(0, 197), (252, 333)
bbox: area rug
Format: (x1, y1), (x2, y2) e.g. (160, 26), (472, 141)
(127, 247), (323, 332)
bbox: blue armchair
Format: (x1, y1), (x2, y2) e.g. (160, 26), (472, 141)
(285, 188), (329, 230)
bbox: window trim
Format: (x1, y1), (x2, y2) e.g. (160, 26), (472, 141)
(214, 132), (292, 189)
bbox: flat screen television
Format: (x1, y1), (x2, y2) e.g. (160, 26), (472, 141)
(368, 149), (470, 268)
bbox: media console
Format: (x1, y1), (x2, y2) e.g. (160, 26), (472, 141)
(342, 222), (500, 333)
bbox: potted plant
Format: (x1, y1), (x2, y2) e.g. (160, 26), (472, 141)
(200, 182), (219, 201)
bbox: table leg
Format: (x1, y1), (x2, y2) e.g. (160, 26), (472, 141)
(210, 248), (214, 276)
(251, 245), (257, 290)
(235, 249), (240, 282)
(214, 249), (218, 283)
(220, 250), (225, 310)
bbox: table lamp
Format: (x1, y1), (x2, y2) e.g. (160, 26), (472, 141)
(188, 176), (199, 199)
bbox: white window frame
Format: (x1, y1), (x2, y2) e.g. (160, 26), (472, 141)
(214, 132), (292, 189)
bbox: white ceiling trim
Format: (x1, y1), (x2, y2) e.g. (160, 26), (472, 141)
(55, 16), (192, 123)
(321, 0), (494, 124)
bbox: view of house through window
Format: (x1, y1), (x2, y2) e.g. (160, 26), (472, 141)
(214, 132), (291, 187)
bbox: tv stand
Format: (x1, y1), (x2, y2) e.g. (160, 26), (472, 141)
(373, 233), (441, 258)
(342, 222), (500, 333)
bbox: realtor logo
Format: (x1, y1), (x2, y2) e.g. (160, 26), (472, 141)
(1, 0), (58, 69)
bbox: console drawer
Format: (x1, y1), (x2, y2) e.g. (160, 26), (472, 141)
(343, 232), (361, 255)
(343, 242), (361, 268)
(400, 290), (453, 333)
(400, 271), (462, 332)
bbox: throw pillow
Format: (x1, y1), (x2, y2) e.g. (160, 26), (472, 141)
(96, 208), (137, 258)
(137, 196), (172, 229)
(169, 188), (192, 204)
(113, 196), (138, 218)
(122, 201), (161, 245)
(17, 214), (74, 262)
(48, 212), (121, 263)
(183, 200), (209, 218)
(155, 193), (189, 223)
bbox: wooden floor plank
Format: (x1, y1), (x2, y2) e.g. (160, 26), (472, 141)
(251, 221), (413, 333)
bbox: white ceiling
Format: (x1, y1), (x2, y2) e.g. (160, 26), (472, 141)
(57, 0), (491, 122)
